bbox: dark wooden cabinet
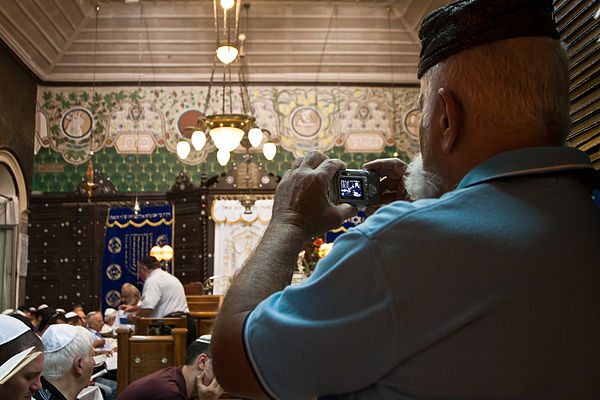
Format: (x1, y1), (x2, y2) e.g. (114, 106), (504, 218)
(26, 161), (277, 311)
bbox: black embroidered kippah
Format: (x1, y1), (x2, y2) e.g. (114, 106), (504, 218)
(417, 0), (560, 78)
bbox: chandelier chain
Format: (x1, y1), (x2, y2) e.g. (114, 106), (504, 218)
(203, 56), (218, 116)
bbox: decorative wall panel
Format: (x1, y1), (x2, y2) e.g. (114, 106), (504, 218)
(34, 85), (419, 192)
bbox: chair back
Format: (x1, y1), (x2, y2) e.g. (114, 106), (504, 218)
(186, 294), (223, 312)
(183, 281), (204, 295)
(116, 327), (187, 394)
(186, 295), (223, 335)
(134, 316), (186, 335)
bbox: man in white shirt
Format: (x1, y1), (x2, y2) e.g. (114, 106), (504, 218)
(119, 255), (195, 344)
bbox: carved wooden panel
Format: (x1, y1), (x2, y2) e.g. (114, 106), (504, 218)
(27, 202), (107, 310)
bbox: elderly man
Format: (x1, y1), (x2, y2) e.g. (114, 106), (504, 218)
(116, 335), (222, 400)
(34, 324), (95, 400)
(0, 315), (44, 399)
(119, 256), (195, 344)
(120, 283), (141, 307)
(211, 0), (600, 399)
(86, 311), (113, 355)
(102, 308), (117, 333)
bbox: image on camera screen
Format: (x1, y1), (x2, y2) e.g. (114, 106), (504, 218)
(340, 178), (364, 199)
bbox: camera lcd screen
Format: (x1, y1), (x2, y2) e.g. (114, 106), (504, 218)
(339, 178), (364, 199)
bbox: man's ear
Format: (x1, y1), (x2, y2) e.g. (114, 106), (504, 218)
(437, 87), (462, 154)
(196, 353), (208, 370)
(73, 356), (84, 376)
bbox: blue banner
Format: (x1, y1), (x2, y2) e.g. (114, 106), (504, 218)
(101, 205), (174, 312)
(325, 210), (367, 243)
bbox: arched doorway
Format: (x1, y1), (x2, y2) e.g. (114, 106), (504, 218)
(0, 149), (27, 310)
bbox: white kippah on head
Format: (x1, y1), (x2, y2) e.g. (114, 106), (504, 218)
(37, 304), (49, 311)
(42, 324), (78, 353)
(56, 308), (66, 314)
(0, 314), (30, 346)
(196, 334), (211, 344)
(64, 311), (78, 319)
(29, 307), (36, 313)
(104, 308), (117, 318)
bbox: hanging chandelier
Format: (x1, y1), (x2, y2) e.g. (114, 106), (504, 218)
(177, 0), (276, 166)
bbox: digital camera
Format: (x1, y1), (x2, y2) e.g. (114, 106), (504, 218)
(329, 169), (381, 207)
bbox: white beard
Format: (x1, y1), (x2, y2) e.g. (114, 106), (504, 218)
(403, 153), (446, 201)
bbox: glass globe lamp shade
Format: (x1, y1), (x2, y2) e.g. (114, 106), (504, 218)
(263, 142), (277, 160)
(150, 245), (163, 261)
(210, 126), (244, 152)
(220, 0), (234, 10)
(216, 44), (238, 64)
(216, 149), (231, 166)
(191, 130), (206, 151)
(176, 140), (191, 159)
(248, 127), (263, 148)
(161, 245), (174, 261)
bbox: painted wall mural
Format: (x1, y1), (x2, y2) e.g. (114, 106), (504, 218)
(34, 85), (420, 192)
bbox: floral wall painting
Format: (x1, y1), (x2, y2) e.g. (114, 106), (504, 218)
(34, 85), (420, 192)
(108, 101), (164, 151)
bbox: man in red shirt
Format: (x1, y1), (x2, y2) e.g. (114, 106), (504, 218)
(117, 335), (222, 400)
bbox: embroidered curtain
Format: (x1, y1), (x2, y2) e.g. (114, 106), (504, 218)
(211, 199), (273, 294)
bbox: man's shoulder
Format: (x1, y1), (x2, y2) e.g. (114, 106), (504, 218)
(145, 268), (168, 283)
(356, 195), (457, 236)
(117, 366), (185, 399)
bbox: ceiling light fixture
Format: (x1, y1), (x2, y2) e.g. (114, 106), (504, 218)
(177, 0), (276, 165)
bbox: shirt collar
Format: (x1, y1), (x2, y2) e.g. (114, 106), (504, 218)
(39, 376), (68, 400)
(457, 146), (594, 189)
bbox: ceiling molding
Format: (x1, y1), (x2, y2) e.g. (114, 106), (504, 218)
(0, 0), (451, 84)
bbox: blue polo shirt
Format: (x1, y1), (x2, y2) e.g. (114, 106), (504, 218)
(244, 146), (600, 399)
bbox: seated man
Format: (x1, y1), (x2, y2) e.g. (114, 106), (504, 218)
(0, 314), (44, 399)
(102, 309), (117, 334)
(117, 335), (222, 400)
(86, 311), (113, 354)
(64, 311), (84, 327)
(34, 324), (95, 400)
(114, 283), (141, 332)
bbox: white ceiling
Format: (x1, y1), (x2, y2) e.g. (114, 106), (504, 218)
(0, 0), (450, 84)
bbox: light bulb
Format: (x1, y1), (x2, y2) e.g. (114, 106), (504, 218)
(217, 149), (230, 166)
(216, 44), (238, 64)
(209, 126), (244, 152)
(150, 245), (163, 261)
(177, 140), (191, 159)
(263, 142), (276, 160)
(248, 127), (263, 148)
(162, 245), (174, 261)
(191, 130), (206, 151)
(220, 0), (234, 9)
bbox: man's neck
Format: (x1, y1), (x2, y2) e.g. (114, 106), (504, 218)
(45, 375), (84, 400)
